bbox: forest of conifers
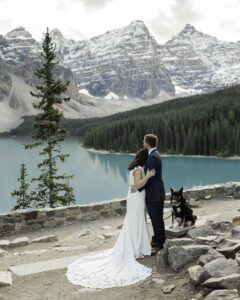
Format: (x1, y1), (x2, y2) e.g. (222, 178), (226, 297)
(83, 85), (240, 156)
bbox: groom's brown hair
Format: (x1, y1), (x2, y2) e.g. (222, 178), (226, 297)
(144, 134), (158, 148)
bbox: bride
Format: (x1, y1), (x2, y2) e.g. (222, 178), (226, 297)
(66, 148), (156, 288)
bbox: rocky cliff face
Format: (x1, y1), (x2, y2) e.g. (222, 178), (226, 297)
(159, 24), (240, 92)
(1, 21), (240, 132)
(51, 20), (175, 99)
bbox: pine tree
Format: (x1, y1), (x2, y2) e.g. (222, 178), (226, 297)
(25, 28), (75, 208)
(11, 163), (31, 210)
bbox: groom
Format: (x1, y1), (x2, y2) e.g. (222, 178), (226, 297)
(140, 134), (166, 255)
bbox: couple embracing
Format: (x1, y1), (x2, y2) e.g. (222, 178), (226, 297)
(67, 134), (166, 288)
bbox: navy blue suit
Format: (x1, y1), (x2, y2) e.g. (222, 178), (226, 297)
(143, 149), (166, 247)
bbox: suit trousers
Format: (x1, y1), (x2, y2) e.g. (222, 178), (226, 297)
(146, 201), (165, 247)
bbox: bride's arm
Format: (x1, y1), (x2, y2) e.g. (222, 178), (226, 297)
(133, 169), (155, 190)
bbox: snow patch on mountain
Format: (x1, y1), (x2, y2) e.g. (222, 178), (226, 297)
(104, 92), (119, 100)
(175, 85), (203, 95)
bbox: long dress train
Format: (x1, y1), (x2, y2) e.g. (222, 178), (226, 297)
(66, 166), (152, 288)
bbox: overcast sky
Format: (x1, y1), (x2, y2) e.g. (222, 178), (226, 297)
(0, 0), (240, 44)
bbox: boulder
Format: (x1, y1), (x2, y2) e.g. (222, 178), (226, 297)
(0, 240), (10, 250)
(217, 243), (240, 259)
(0, 249), (11, 257)
(164, 238), (194, 251)
(157, 248), (169, 268)
(232, 216), (240, 226)
(204, 195), (212, 200)
(211, 221), (232, 232)
(10, 237), (30, 247)
(0, 271), (12, 287)
(198, 248), (224, 266)
(204, 258), (239, 278)
(162, 284), (175, 294)
(232, 226), (240, 239)
(187, 226), (214, 240)
(205, 289), (240, 300)
(195, 236), (219, 245)
(202, 273), (240, 289)
(32, 235), (58, 243)
(168, 244), (210, 271)
(188, 265), (211, 286)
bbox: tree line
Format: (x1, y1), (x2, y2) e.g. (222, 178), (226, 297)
(84, 85), (240, 156)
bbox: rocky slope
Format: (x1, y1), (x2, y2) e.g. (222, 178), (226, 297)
(159, 23), (240, 91)
(1, 21), (240, 133)
(51, 20), (175, 98)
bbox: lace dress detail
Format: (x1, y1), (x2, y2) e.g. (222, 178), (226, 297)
(66, 165), (152, 288)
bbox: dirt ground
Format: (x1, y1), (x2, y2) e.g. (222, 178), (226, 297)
(0, 198), (239, 300)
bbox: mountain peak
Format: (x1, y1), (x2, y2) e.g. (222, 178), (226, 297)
(129, 20), (146, 26)
(128, 20), (148, 30)
(125, 20), (150, 37)
(50, 28), (64, 38)
(5, 26), (33, 40)
(179, 23), (197, 35)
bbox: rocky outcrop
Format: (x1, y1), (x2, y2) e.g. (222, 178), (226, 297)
(157, 212), (240, 298)
(205, 289), (240, 300)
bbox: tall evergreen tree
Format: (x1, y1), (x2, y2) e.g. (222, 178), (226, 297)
(11, 163), (31, 210)
(25, 28), (75, 208)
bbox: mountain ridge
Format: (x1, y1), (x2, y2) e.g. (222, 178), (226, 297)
(1, 20), (240, 133)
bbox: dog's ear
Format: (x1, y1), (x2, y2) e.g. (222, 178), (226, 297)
(170, 188), (174, 195)
(179, 187), (183, 194)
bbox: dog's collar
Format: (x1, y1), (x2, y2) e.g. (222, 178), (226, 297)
(172, 203), (181, 207)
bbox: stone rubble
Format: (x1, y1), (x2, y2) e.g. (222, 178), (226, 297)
(188, 265), (210, 286)
(162, 284), (175, 294)
(10, 237), (30, 247)
(204, 289), (240, 300)
(0, 240), (10, 250)
(203, 258), (239, 278)
(158, 214), (240, 298)
(0, 271), (12, 287)
(32, 235), (58, 243)
(0, 249), (11, 257)
(197, 248), (224, 266)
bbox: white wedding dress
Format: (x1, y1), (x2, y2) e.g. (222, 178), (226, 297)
(66, 166), (152, 288)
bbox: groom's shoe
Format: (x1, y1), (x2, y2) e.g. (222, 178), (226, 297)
(151, 245), (164, 256)
(151, 241), (157, 248)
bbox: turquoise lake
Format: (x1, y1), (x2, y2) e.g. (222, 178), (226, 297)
(0, 136), (240, 212)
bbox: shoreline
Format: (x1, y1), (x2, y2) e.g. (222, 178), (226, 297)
(79, 145), (240, 160)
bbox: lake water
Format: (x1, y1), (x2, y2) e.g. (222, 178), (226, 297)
(0, 136), (240, 212)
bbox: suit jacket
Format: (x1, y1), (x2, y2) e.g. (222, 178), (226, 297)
(140, 149), (166, 203)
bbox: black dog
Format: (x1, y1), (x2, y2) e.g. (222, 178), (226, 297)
(170, 187), (197, 228)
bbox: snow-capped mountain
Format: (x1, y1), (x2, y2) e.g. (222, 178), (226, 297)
(51, 20), (175, 98)
(159, 23), (240, 91)
(1, 21), (240, 133)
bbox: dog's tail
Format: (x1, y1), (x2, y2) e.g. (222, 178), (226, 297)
(194, 215), (197, 221)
